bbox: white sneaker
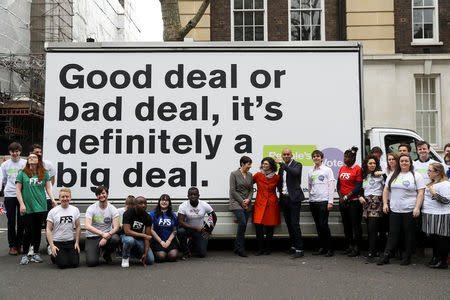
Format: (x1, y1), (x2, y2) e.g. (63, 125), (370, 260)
(27, 246), (34, 256)
(121, 257), (129, 268)
(47, 245), (52, 256)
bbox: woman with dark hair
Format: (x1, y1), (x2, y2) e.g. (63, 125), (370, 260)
(337, 146), (363, 257)
(378, 154), (425, 266)
(16, 153), (56, 265)
(359, 155), (385, 262)
(229, 156), (253, 257)
(422, 163), (450, 269)
(150, 194), (179, 262)
(252, 157), (280, 255)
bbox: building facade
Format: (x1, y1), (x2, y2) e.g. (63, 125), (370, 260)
(180, 0), (450, 151)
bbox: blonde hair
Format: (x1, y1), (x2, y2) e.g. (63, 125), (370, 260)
(426, 163), (447, 187)
(59, 188), (71, 195)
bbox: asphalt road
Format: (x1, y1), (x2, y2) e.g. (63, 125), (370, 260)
(0, 230), (448, 300)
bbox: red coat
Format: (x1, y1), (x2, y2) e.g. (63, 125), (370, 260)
(252, 172), (281, 225)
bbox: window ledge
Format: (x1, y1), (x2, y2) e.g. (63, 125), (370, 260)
(411, 41), (443, 46)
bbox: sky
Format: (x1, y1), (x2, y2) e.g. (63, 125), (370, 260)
(136, 0), (163, 41)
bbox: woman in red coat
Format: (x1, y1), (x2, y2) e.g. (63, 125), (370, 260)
(253, 157), (280, 255)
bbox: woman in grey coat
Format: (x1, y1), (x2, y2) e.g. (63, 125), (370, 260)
(229, 156), (253, 257)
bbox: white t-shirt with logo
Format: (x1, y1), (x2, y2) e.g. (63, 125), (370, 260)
(1, 158), (26, 197)
(43, 160), (57, 199)
(423, 181), (450, 214)
(177, 200), (213, 227)
(47, 205), (80, 242)
(386, 172), (425, 213)
(308, 165), (335, 203)
(362, 173), (385, 197)
(413, 159), (437, 185)
(85, 202), (119, 238)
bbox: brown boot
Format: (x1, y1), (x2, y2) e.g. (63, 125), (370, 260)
(8, 247), (18, 255)
(16, 247), (23, 254)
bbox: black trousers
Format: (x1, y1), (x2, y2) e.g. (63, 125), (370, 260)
(384, 212), (415, 258)
(339, 201), (362, 247)
(254, 223), (274, 251)
(309, 201), (332, 250)
(431, 234), (450, 262)
(53, 240), (79, 269)
(85, 234), (120, 267)
(366, 217), (383, 254)
(22, 212), (46, 254)
(4, 197), (24, 249)
(280, 196), (303, 250)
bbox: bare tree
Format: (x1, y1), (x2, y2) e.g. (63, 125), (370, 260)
(160, 0), (210, 41)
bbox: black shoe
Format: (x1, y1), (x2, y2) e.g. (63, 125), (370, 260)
(429, 260), (448, 269)
(347, 249), (360, 257)
(312, 248), (327, 256)
(255, 250), (264, 256)
(237, 251), (248, 257)
(103, 253), (113, 264)
(341, 248), (352, 255)
(324, 250), (334, 257)
(366, 253), (375, 263)
(263, 249), (271, 255)
(427, 257), (439, 266)
(291, 250), (304, 259)
(377, 255), (390, 265)
(400, 257), (411, 266)
(285, 248), (296, 255)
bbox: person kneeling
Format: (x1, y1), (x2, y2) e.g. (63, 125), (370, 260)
(122, 196), (154, 268)
(46, 188), (80, 269)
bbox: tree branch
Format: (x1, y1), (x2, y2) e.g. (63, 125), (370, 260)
(180, 0), (210, 39)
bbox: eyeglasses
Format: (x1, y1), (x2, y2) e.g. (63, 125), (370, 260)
(427, 169), (436, 173)
(28, 156), (38, 160)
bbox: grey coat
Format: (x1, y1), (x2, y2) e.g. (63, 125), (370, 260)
(229, 169), (254, 211)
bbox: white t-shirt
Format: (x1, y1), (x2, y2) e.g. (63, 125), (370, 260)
(85, 202), (119, 237)
(413, 158), (437, 185)
(308, 165), (335, 203)
(43, 160), (56, 199)
(1, 158), (26, 197)
(362, 173), (385, 197)
(117, 207), (125, 225)
(47, 205), (80, 242)
(422, 181), (450, 214)
(386, 171), (425, 213)
(177, 200), (213, 227)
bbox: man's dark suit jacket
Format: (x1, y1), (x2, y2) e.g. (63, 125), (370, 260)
(278, 159), (305, 203)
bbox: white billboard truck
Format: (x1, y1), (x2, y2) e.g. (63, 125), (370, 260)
(44, 42), (442, 237)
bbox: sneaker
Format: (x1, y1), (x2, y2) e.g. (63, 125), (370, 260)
(27, 246), (34, 256)
(30, 253), (43, 263)
(121, 258), (130, 268)
(20, 255), (30, 265)
(347, 249), (360, 257)
(377, 255), (390, 265)
(312, 248), (327, 256)
(47, 245), (52, 256)
(291, 250), (305, 259)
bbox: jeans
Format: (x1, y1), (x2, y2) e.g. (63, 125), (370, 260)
(22, 212), (46, 254)
(4, 197), (24, 248)
(177, 227), (209, 257)
(339, 200), (363, 247)
(384, 212), (415, 259)
(85, 234), (120, 267)
(121, 235), (154, 265)
(232, 209), (250, 252)
(280, 196), (303, 250)
(310, 201), (332, 250)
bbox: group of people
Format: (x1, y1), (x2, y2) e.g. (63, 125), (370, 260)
(229, 143), (450, 269)
(1, 141), (449, 269)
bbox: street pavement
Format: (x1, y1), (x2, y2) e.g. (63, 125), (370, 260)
(0, 231), (448, 300)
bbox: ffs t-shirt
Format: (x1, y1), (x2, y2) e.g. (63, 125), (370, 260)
(423, 181), (450, 214)
(123, 208), (152, 240)
(16, 171), (50, 214)
(362, 173), (385, 197)
(308, 165), (335, 202)
(85, 202), (119, 238)
(47, 205), (80, 242)
(1, 158), (26, 197)
(150, 210), (178, 242)
(338, 165), (362, 200)
(386, 171), (425, 213)
(177, 200), (213, 227)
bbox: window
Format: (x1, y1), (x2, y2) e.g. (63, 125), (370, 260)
(232, 0), (266, 41)
(415, 76), (441, 146)
(290, 0), (324, 41)
(412, 0), (439, 43)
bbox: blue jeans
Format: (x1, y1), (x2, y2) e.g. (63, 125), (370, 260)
(177, 227), (209, 257)
(121, 235), (154, 265)
(232, 209), (250, 252)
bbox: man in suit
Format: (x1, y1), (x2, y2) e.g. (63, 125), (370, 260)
(275, 148), (305, 258)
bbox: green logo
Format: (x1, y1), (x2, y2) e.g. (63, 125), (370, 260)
(263, 145), (317, 166)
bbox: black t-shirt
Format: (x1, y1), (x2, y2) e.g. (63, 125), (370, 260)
(122, 208), (152, 240)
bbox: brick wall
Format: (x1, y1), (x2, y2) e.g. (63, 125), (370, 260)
(210, 0), (230, 41)
(395, 0), (450, 53)
(325, 0), (344, 40)
(267, 0), (288, 41)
